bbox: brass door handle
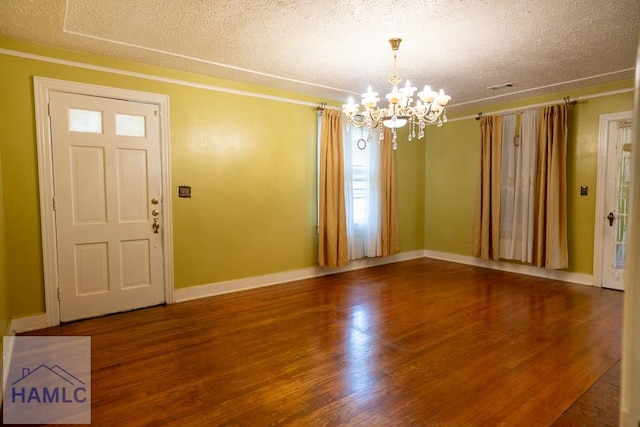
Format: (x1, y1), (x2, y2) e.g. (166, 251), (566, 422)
(607, 212), (615, 227)
(152, 218), (160, 234)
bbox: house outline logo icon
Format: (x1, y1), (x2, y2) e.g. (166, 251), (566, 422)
(11, 363), (88, 404)
(13, 364), (86, 386)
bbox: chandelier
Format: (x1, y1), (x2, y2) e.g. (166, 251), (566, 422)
(342, 38), (451, 149)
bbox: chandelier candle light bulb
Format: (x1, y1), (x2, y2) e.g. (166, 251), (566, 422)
(436, 89), (451, 106)
(342, 38), (451, 149)
(418, 86), (437, 103)
(386, 86), (402, 105)
(343, 97), (359, 114)
(362, 86), (380, 108)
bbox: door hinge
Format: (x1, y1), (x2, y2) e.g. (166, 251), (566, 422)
(48, 103), (52, 117)
(52, 197), (56, 210)
(57, 287), (60, 301)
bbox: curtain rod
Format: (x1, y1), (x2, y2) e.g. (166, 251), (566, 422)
(474, 96), (576, 121)
(316, 102), (342, 112)
(446, 87), (633, 123)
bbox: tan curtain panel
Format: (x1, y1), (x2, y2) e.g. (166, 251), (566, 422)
(533, 104), (568, 269)
(473, 116), (503, 260)
(318, 109), (348, 267)
(380, 127), (400, 257)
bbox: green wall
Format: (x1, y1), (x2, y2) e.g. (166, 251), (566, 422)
(424, 118), (479, 254)
(0, 38), (425, 319)
(395, 131), (426, 251)
(424, 82), (635, 274)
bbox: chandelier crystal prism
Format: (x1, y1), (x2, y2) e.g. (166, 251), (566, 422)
(342, 38), (451, 149)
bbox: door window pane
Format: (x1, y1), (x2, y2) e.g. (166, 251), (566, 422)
(69, 109), (103, 134)
(115, 113), (146, 137)
(613, 122), (632, 270)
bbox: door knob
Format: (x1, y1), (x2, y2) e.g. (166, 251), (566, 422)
(607, 212), (615, 227)
(151, 198), (159, 205)
(152, 209), (160, 216)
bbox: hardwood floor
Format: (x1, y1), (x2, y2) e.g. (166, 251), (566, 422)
(8, 258), (623, 426)
(552, 361), (621, 426)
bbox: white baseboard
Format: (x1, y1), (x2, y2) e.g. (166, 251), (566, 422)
(423, 250), (594, 286)
(174, 250), (425, 302)
(2, 334), (15, 406)
(3, 314), (58, 405)
(9, 314), (50, 334)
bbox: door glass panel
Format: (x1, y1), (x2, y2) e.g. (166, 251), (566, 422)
(69, 108), (103, 133)
(613, 121), (632, 270)
(115, 113), (146, 137)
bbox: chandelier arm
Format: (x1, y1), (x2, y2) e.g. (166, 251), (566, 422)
(369, 109), (385, 122)
(345, 115), (370, 128)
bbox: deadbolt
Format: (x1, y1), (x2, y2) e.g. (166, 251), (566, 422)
(152, 209), (160, 216)
(607, 212), (615, 227)
(151, 198), (159, 205)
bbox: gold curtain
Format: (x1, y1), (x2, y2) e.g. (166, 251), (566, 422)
(472, 116), (503, 260)
(318, 109), (348, 267)
(532, 104), (568, 269)
(380, 127), (400, 257)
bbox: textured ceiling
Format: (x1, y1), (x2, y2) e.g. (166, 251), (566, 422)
(1, 0), (639, 111)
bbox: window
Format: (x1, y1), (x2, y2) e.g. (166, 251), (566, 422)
(68, 108), (102, 134)
(498, 110), (538, 263)
(343, 125), (382, 259)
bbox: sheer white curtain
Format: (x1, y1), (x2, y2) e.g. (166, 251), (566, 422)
(343, 126), (382, 260)
(499, 109), (538, 262)
(499, 114), (517, 259)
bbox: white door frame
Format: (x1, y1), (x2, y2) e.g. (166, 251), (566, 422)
(593, 110), (632, 287)
(620, 44), (640, 425)
(33, 77), (175, 326)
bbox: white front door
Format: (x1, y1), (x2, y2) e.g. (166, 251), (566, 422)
(595, 112), (633, 290)
(49, 91), (166, 321)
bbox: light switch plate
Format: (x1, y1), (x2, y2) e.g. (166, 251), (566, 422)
(178, 186), (191, 198)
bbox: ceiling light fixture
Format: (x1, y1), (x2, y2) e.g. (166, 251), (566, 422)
(342, 38), (451, 149)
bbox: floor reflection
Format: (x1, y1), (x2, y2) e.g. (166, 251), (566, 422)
(345, 302), (377, 401)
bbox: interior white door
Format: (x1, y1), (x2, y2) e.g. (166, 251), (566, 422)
(598, 114), (633, 290)
(49, 91), (165, 321)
